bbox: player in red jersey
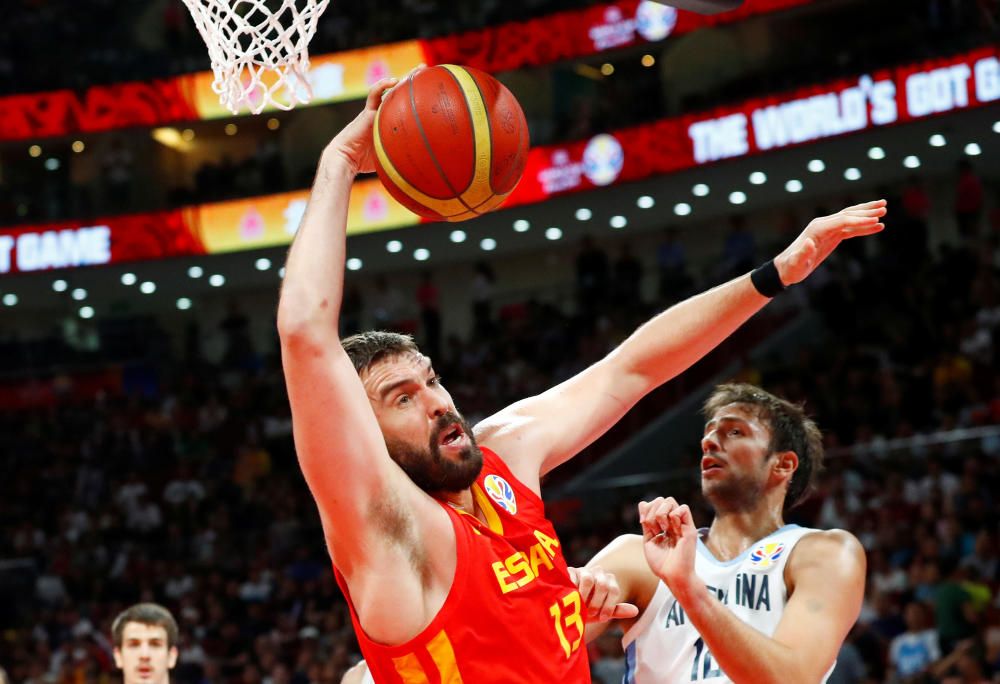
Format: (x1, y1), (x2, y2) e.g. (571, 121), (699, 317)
(277, 73), (886, 683)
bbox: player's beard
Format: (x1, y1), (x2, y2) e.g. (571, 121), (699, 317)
(702, 467), (768, 514)
(385, 411), (484, 493)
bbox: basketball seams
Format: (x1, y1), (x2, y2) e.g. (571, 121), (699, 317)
(452, 66), (495, 201)
(408, 70), (480, 216)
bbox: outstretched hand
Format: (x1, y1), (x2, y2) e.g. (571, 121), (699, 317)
(326, 65), (425, 175)
(774, 199), (887, 286)
(568, 566), (639, 623)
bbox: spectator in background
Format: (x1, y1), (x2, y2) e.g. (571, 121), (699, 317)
(656, 227), (692, 304)
(471, 261), (496, 337)
(416, 271), (442, 359)
(955, 160), (984, 239)
(612, 242), (643, 312)
(889, 602), (941, 682)
(576, 234), (610, 317)
(721, 215), (756, 281)
(101, 137), (136, 211)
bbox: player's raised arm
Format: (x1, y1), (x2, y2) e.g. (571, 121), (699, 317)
(276, 77), (441, 577)
(475, 201), (886, 490)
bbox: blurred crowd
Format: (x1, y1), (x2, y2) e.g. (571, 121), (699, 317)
(0, 173), (998, 683)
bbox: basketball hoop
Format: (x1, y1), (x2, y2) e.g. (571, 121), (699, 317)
(181, 0), (331, 115)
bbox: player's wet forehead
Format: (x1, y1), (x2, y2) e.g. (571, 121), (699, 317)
(362, 352), (434, 393)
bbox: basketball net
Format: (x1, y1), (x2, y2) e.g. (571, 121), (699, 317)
(181, 0), (331, 114)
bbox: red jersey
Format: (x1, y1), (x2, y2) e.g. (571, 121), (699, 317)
(335, 447), (590, 683)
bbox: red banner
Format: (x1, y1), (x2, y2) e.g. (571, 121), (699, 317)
(1, 46), (996, 276)
(0, 0), (813, 141)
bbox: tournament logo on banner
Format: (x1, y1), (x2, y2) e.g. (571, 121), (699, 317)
(484, 474), (517, 515)
(636, 0), (678, 41)
(583, 134), (625, 186)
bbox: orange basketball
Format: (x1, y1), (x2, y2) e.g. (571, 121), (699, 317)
(373, 65), (530, 222)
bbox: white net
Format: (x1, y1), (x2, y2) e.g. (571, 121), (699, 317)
(181, 0), (332, 114)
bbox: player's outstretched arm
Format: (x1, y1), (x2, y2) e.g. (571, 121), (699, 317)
(573, 534), (654, 644)
(641, 499), (867, 683)
(277, 77), (445, 583)
(476, 201), (886, 490)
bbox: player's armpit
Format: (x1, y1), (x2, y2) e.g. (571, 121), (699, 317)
(770, 530), (867, 681)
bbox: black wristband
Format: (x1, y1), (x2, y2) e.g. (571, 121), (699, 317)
(750, 260), (786, 298)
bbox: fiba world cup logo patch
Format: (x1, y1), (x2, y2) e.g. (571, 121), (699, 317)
(749, 542), (785, 570)
(484, 474), (517, 515)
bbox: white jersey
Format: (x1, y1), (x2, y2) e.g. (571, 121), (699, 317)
(622, 524), (833, 683)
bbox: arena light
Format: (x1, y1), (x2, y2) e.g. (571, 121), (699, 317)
(255, 257), (271, 271)
(346, 257), (363, 271)
(208, 274), (225, 287)
(637, 196), (655, 209)
(610, 215), (627, 229)
(729, 191), (747, 205)
(748, 171), (767, 185)
(386, 239), (403, 253)
(903, 155), (921, 169)
(449, 229), (467, 243)
(513, 219), (530, 232)
(140, 281), (157, 294)
(641, 54), (655, 67)
(44, 158), (60, 171)
(176, 297), (193, 310)
(225, 123), (238, 136)
(152, 128), (193, 152)
(52, 279), (68, 292)
(480, 238), (497, 251)
(692, 183), (710, 197)
(72, 141), (85, 153)
(545, 227), (563, 241)
(867, 146), (886, 160)
(71, 288), (87, 301)
(808, 159), (826, 173)
(601, 63), (615, 76)
(575, 208), (593, 221)
(267, 118), (281, 131)
(121, 272), (137, 286)
(278, 267), (286, 278)
(994, 121), (1000, 134)
(414, 248), (431, 261)
(79, 306), (95, 319)
(785, 179), (803, 193)
(928, 134), (946, 147)
(674, 202), (692, 216)
(188, 265), (204, 278)
(844, 167), (862, 181)
(964, 142), (982, 156)
(29, 145), (42, 158)
(3, 293), (17, 306)
(181, 128), (196, 142)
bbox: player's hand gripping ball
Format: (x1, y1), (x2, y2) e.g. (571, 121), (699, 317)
(373, 65), (530, 222)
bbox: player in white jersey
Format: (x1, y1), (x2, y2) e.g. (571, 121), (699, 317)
(578, 384), (866, 683)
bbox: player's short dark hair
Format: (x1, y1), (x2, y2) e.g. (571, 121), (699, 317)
(111, 603), (179, 648)
(703, 383), (823, 510)
(342, 331), (421, 375)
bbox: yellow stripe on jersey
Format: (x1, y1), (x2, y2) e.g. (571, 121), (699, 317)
(471, 484), (504, 535)
(439, 65), (494, 207)
(392, 652), (430, 684)
(426, 630), (464, 683)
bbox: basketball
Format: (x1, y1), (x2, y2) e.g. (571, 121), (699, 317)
(372, 64), (530, 222)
